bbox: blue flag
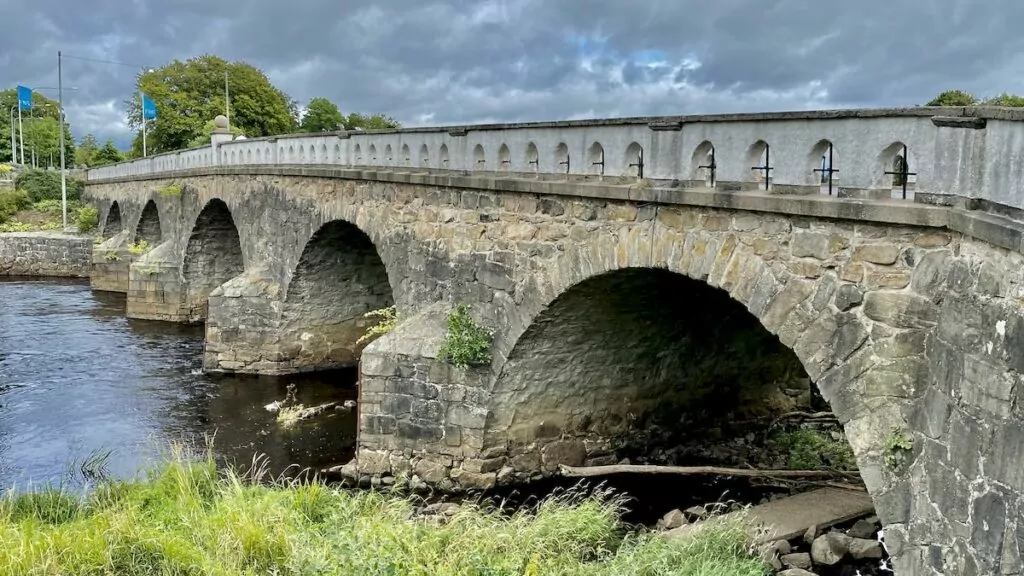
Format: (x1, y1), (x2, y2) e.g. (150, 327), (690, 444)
(16, 85), (31, 111)
(142, 94), (157, 120)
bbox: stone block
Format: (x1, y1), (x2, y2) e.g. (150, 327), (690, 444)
(853, 243), (902, 264)
(863, 292), (938, 329)
(791, 231), (830, 260)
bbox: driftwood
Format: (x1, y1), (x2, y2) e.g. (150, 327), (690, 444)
(558, 463), (857, 479)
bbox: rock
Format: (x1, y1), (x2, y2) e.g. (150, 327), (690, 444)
(264, 400), (283, 413)
(684, 506), (709, 521)
(660, 509), (687, 530)
(496, 466), (515, 485)
(847, 537), (884, 560)
(803, 524), (819, 544)
(835, 284), (864, 312)
(810, 532), (851, 566)
(781, 552), (812, 570)
(853, 243), (901, 265)
(769, 539), (792, 556)
(778, 569), (818, 576)
(846, 518), (877, 539)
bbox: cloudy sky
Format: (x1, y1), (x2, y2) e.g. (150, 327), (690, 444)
(2, 0), (1022, 148)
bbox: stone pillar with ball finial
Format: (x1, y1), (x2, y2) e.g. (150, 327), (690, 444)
(210, 115), (233, 165)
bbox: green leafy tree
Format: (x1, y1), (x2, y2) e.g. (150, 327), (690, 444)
(125, 55), (299, 155)
(75, 134), (100, 167)
(186, 119), (245, 148)
(300, 97), (346, 132)
(96, 140), (123, 165)
(926, 90), (977, 106)
(0, 88), (74, 165)
(981, 93), (1024, 107)
(345, 112), (401, 130)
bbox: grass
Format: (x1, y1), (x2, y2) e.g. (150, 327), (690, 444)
(771, 428), (857, 471)
(0, 449), (770, 576)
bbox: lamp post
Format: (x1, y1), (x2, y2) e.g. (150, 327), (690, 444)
(7, 106), (15, 164)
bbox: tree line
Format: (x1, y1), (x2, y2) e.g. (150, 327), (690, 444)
(926, 90), (1024, 107)
(125, 54), (399, 157)
(2, 54), (400, 167)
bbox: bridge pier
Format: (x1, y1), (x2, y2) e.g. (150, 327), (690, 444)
(90, 230), (131, 293)
(203, 270), (286, 373)
(355, 303), (496, 490)
(125, 242), (191, 321)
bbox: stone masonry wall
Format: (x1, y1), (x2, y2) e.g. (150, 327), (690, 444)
(0, 233), (93, 277)
(84, 171), (1024, 575)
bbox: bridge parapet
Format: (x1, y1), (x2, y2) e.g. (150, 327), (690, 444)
(87, 107), (1024, 213)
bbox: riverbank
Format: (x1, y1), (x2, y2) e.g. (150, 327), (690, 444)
(0, 232), (93, 277)
(0, 452), (769, 576)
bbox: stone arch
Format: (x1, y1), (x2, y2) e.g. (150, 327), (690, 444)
(134, 199), (162, 245)
(419, 144), (429, 166)
(384, 144), (393, 164)
(401, 143), (411, 165)
(690, 141), (716, 188)
(279, 220), (396, 371)
(525, 142), (539, 172)
(746, 140), (771, 190)
(555, 142), (570, 174)
(280, 146), (286, 161)
(182, 199), (244, 323)
(439, 143), (450, 167)
(333, 143), (342, 162)
(289, 145), (296, 163)
(308, 144), (316, 163)
(877, 142), (916, 199)
(587, 141), (605, 176)
(230, 150), (237, 164)
(810, 139), (839, 194)
(320, 144), (328, 163)
(369, 144), (377, 162)
(487, 223), (895, 515)
(103, 202), (122, 240)
(498, 143), (511, 171)
(624, 142), (644, 178)
(256, 148), (262, 162)
(354, 144), (363, 163)
(473, 144), (486, 168)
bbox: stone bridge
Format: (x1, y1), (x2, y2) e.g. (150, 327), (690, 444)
(84, 108), (1024, 575)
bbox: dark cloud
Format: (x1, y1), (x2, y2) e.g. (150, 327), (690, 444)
(2, 0), (1021, 148)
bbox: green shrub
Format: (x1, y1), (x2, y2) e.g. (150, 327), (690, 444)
(0, 189), (31, 224)
(127, 240), (153, 255)
(14, 168), (84, 203)
(76, 206), (99, 233)
(771, 428), (856, 471)
(438, 303), (493, 368)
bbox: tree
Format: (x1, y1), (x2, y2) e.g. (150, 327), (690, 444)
(96, 140), (123, 165)
(982, 93), (1024, 107)
(185, 119), (245, 148)
(927, 90), (977, 106)
(300, 97), (345, 132)
(0, 88), (74, 166)
(76, 134), (100, 167)
(345, 112), (401, 130)
(125, 55), (299, 155)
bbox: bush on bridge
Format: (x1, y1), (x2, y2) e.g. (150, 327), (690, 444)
(14, 168), (84, 203)
(439, 303), (494, 368)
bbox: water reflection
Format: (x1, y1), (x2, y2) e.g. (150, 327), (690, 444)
(0, 278), (358, 490)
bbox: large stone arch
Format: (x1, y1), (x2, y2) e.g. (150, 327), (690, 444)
(182, 198), (244, 323)
(277, 219), (395, 372)
(134, 199), (162, 245)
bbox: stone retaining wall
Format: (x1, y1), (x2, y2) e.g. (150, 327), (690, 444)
(0, 232), (93, 277)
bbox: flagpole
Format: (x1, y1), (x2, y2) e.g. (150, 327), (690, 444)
(141, 93), (147, 157)
(58, 50), (67, 229)
(17, 106), (24, 165)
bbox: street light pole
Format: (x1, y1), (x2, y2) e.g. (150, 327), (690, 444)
(7, 107), (15, 164)
(18, 103), (24, 165)
(58, 50), (67, 229)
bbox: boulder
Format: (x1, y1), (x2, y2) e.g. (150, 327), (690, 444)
(847, 537), (884, 560)
(683, 505), (709, 521)
(810, 532), (851, 566)
(659, 509), (687, 530)
(846, 518), (877, 539)
(781, 552), (813, 570)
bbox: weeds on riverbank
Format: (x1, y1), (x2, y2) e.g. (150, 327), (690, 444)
(0, 448), (769, 576)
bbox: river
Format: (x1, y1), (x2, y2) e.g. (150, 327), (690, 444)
(0, 277), (358, 490)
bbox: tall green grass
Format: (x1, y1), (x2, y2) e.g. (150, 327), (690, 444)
(0, 449), (770, 576)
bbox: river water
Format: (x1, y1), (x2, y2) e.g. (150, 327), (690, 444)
(0, 278), (358, 490)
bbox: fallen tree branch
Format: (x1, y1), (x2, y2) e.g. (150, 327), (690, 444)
(558, 463), (857, 479)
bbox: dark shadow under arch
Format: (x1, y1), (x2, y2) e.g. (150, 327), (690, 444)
(183, 199), (244, 323)
(103, 202), (122, 240)
(134, 200), (162, 245)
(489, 268), (833, 474)
(279, 220), (395, 371)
